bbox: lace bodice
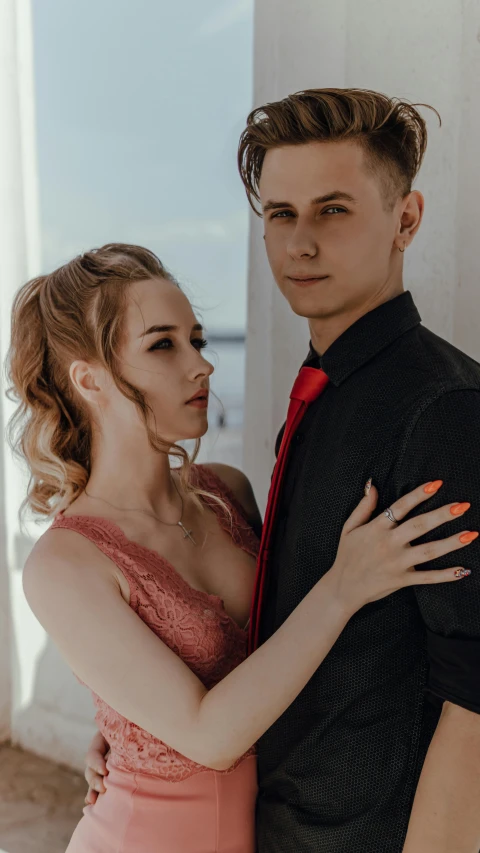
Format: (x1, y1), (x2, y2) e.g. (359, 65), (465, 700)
(51, 465), (259, 781)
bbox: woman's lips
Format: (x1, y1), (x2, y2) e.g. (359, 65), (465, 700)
(186, 394), (209, 409)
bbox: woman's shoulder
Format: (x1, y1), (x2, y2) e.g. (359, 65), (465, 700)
(26, 523), (90, 569)
(197, 463), (262, 535)
(201, 463), (250, 499)
(23, 523), (123, 615)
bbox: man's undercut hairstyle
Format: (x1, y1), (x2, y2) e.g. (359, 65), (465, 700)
(238, 88), (440, 213)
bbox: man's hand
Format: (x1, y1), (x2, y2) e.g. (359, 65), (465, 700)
(84, 730), (110, 805)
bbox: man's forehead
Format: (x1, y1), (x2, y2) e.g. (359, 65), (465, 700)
(259, 141), (373, 203)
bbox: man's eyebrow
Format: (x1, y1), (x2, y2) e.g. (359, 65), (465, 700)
(312, 191), (357, 205)
(138, 323), (203, 339)
(263, 191), (357, 212)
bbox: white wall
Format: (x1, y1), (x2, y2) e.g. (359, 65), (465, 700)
(454, 0), (480, 358)
(0, 0), (31, 745)
(0, 0), (97, 770)
(244, 0), (479, 510)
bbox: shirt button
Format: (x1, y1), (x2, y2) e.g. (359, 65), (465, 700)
(295, 432), (305, 445)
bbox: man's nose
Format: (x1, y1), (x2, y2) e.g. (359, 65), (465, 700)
(287, 223), (318, 260)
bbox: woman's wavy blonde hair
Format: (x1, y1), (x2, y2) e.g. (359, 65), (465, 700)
(6, 243), (215, 521)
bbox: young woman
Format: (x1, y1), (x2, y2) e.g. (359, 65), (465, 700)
(8, 243), (474, 853)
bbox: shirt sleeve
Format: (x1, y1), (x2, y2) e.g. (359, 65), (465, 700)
(392, 389), (480, 714)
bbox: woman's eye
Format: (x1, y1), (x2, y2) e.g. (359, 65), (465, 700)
(192, 338), (208, 350)
(148, 337), (208, 352)
(148, 338), (172, 352)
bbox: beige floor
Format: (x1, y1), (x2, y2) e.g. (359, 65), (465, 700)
(0, 744), (86, 853)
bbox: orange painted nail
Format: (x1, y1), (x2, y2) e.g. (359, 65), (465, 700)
(459, 531), (479, 544)
(424, 480), (443, 494)
(450, 502), (471, 516)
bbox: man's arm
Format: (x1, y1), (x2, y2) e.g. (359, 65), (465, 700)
(392, 389), (480, 852)
(403, 702), (480, 853)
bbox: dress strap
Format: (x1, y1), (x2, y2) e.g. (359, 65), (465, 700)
(51, 512), (125, 545)
(192, 464), (259, 559)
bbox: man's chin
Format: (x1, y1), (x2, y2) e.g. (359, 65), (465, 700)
(280, 280), (340, 320)
(286, 294), (341, 321)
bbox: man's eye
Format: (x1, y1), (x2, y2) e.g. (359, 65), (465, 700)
(270, 210), (294, 219)
(324, 207), (346, 215)
(192, 338), (208, 350)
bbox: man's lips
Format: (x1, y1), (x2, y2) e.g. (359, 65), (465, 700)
(287, 275), (329, 286)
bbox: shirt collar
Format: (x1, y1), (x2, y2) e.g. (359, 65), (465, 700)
(304, 291), (421, 387)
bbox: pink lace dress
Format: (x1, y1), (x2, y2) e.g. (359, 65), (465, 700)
(54, 465), (259, 853)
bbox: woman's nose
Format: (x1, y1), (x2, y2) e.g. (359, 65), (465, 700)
(203, 356), (214, 377)
(192, 351), (214, 379)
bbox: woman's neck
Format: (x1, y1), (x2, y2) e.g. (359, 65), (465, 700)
(85, 435), (180, 518)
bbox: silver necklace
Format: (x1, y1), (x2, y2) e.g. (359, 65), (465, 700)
(83, 477), (197, 545)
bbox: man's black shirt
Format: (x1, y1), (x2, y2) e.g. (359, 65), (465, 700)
(256, 291), (480, 853)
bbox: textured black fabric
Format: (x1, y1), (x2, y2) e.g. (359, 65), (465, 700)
(256, 291), (480, 853)
(426, 629), (480, 714)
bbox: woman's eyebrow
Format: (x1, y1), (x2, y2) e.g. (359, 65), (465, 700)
(138, 323), (203, 339)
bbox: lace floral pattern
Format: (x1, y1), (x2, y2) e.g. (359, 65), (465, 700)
(51, 465), (259, 781)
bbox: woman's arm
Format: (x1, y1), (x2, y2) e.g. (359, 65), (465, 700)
(23, 482), (472, 771)
(24, 528), (348, 771)
(82, 463), (260, 801)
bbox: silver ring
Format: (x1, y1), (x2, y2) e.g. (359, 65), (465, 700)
(384, 507), (399, 525)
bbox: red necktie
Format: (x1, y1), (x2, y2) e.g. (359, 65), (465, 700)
(248, 366), (329, 654)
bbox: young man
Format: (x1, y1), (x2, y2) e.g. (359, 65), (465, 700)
(236, 88), (480, 853)
(85, 89), (480, 852)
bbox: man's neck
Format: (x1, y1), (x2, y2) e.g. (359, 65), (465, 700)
(309, 283), (405, 356)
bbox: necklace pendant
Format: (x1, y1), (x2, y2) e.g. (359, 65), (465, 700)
(178, 521), (196, 545)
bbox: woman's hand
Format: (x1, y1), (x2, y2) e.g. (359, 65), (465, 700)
(329, 480), (475, 615)
(84, 731), (110, 805)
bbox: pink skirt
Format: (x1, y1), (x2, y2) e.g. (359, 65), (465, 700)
(66, 754), (257, 853)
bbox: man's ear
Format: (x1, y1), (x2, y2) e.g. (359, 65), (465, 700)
(396, 190), (424, 250)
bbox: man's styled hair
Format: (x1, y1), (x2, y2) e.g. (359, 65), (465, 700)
(238, 88), (440, 213)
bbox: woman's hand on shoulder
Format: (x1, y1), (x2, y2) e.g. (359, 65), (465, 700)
(327, 480), (475, 615)
(205, 463), (262, 536)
